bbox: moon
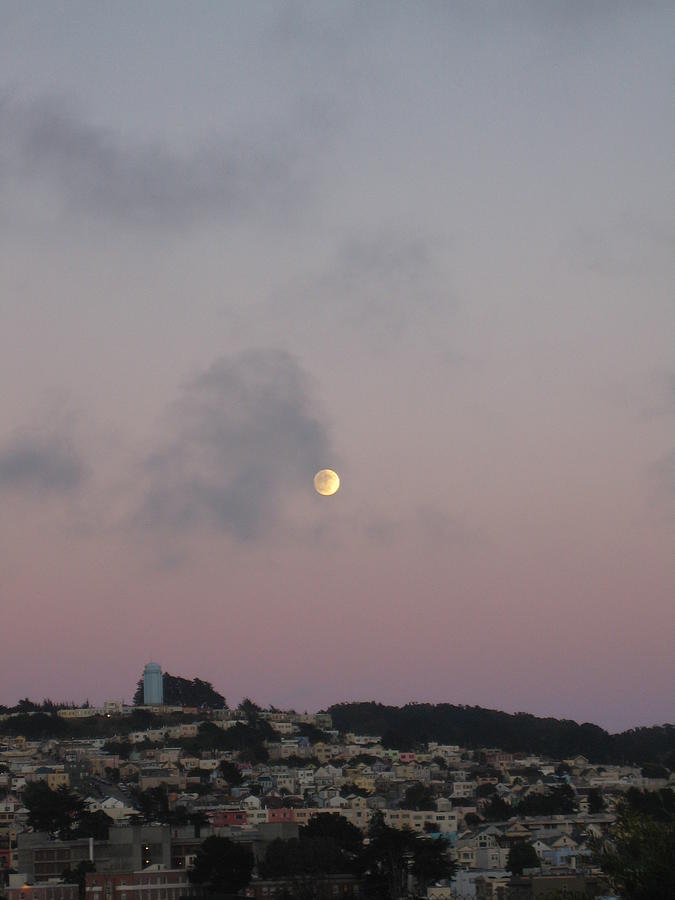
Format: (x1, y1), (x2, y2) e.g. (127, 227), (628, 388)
(314, 468), (340, 496)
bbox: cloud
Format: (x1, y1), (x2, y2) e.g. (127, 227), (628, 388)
(0, 94), (326, 228)
(138, 349), (330, 540)
(281, 230), (453, 353)
(0, 432), (86, 494)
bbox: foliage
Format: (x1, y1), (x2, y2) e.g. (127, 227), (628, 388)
(476, 782), (497, 798)
(23, 782), (84, 839)
(362, 812), (454, 899)
(340, 782), (372, 798)
(410, 837), (452, 893)
(102, 740), (131, 760)
(133, 673), (227, 708)
(130, 786), (170, 823)
(75, 810), (111, 840)
(180, 720), (272, 761)
(239, 743), (270, 764)
(296, 722), (330, 744)
(0, 708), (197, 741)
(506, 841), (540, 875)
(61, 861), (95, 900)
(641, 762), (670, 779)
(623, 786), (674, 822)
(302, 813), (363, 855)
(481, 796), (512, 821)
(327, 702), (675, 766)
(237, 697), (261, 723)
(189, 835), (254, 895)
(260, 836), (356, 878)
(218, 760), (243, 786)
(597, 803), (675, 899)
(514, 784), (577, 816)
(403, 782), (436, 811)
(587, 787), (604, 814)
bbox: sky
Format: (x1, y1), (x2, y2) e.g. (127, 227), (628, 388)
(0, 2), (673, 733)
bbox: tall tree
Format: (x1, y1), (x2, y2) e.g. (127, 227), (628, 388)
(189, 835), (254, 895)
(24, 782), (84, 839)
(363, 812), (453, 899)
(598, 803), (675, 899)
(403, 782), (436, 810)
(506, 842), (540, 875)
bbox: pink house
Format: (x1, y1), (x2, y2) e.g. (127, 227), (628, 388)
(267, 807), (295, 824)
(210, 809), (248, 827)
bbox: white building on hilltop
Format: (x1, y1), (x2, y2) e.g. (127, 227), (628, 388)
(143, 661), (163, 705)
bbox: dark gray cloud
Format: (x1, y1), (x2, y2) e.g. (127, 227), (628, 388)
(0, 94), (325, 228)
(138, 349), (329, 539)
(0, 433), (86, 494)
(284, 231), (452, 353)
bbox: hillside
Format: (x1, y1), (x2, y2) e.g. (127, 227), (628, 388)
(327, 701), (675, 767)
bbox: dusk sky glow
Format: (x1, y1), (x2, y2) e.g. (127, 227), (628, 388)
(0, 2), (673, 732)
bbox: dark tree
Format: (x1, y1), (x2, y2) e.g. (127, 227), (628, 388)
(641, 763), (670, 779)
(327, 703), (675, 767)
(411, 837), (454, 894)
(598, 805), (675, 899)
(623, 787), (674, 822)
(482, 796), (511, 821)
(75, 810), (111, 840)
(130, 786), (170, 823)
(403, 782), (436, 811)
(239, 743), (269, 764)
(506, 842), (540, 875)
(476, 783), (497, 798)
(102, 740), (131, 760)
(189, 835), (254, 895)
(62, 861), (96, 900)
(23, 783), (84, 839)
(362, 812), (453, 899)
(237, 697), (261, 724)
(218, 760), (243, 786)
(189, 811), (209, 838)
(133, 673), (226, 708)
(587, 787), (604, 814)
(515, 784), (577, 816)
(261, 836), (353, 878)
(302, 813), (363, 854)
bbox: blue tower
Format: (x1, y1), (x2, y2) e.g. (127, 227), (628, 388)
(143, 661), (163, 705)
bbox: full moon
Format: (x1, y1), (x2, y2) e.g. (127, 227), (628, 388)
(313, 468), (340, 496)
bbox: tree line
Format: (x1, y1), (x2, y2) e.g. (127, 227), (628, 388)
(327, 702), (675, 767)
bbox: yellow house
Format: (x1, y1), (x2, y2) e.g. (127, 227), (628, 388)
(47, 772), (70, 790)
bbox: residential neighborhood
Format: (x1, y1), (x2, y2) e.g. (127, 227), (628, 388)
(1, 685), (672, 898)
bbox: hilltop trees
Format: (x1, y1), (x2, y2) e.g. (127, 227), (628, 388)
(132, 673), (226, 708)
(327, 702), (675, 766)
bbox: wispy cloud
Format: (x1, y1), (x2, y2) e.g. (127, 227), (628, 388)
(279, 230), (453, 353)
(0, 432), (86, 494)
(0, 94), (328, 228)
(137, 349), (330, 540)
